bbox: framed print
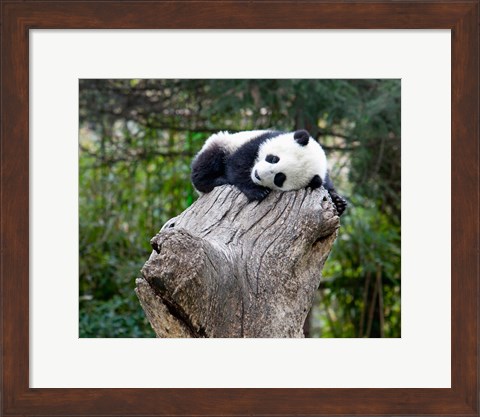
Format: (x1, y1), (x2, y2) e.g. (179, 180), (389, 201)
(32, 32), (446, 389)
(1, 1), (478, 416)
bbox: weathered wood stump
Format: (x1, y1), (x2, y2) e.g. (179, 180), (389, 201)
(135, 185), (340, 338)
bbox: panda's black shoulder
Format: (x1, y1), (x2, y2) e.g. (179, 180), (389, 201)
(226, 130), (283, 174)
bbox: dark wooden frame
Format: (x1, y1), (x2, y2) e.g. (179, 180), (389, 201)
(1, 1), (478, 416)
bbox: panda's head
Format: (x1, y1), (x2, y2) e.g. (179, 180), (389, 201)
(251, 130), (328, 191)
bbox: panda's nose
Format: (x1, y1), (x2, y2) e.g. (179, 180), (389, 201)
(254, 170), (261, 181)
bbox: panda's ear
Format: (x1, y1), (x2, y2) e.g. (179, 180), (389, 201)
(294, 130), (310, 146)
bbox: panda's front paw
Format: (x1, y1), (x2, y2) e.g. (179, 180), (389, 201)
(331, 193), (347, 216)
(307, 174), (323, 190)
(244, 186), (271, 202)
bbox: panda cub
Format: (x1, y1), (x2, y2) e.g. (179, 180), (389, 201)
(191, 129), (347, 215)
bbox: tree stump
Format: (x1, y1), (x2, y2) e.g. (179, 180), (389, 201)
(135, 185), (340, 338)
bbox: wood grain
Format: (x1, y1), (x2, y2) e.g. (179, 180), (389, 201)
(1, 1), (478, 416)
(138, 186), (339, 338)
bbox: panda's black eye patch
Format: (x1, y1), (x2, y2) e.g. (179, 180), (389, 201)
(274, 173), (286, 187)
(266, 154), (280, 164)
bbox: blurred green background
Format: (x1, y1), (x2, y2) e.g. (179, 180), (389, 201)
(79, 79), (400, 338)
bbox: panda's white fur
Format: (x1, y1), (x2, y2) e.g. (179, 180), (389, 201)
(251, 131), (328, 191)
(201, 130), (267, 155)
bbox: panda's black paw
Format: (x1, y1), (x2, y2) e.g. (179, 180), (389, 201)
(244, 186), (271, 202)
(329, 192), (347, 216)
(307, 174), (323, 190)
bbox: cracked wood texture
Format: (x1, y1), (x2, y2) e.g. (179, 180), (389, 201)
(136, 185), (340, 338)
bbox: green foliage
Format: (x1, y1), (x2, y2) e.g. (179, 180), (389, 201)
(79, 79), (401, 338)
(80, 295), (154, 338)
(314, 196), (401, 338)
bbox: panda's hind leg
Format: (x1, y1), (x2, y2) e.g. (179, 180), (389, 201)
(329, 191), (348, 216)
(191, 144), (228, 193)
(323, 173), (348, 216)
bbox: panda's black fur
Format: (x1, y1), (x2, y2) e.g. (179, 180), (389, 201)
(191, 129), (347, 215)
